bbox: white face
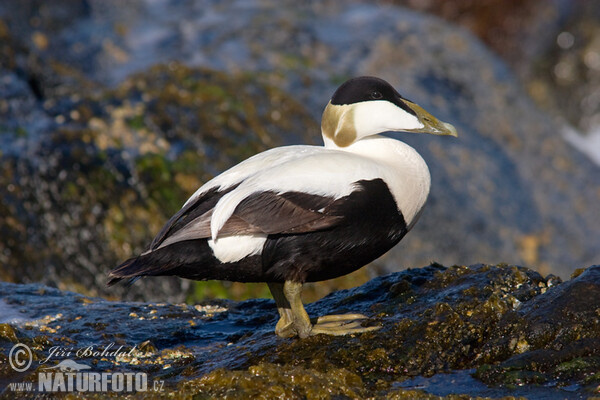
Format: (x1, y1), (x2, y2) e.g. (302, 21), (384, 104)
(352, 100), (424, 138)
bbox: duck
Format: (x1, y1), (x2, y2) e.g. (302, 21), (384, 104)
(108, 76), (457, 338)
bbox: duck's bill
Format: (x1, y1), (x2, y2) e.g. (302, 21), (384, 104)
(404, 100), (458, 137)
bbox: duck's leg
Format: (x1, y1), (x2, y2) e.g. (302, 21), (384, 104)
(268, 281), (312, 338)
(270, 281), (380, 338)
(267, 282), (302, 338)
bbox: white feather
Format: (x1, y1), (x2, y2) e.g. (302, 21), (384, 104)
(207, 234), (267, 263)
(210, 151), (363, 239)
(343, 136), (431, 226)
(352, 100), (424, 139)
(184, 146), (316, 207)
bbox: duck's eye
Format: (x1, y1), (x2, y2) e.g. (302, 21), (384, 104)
(370, 91), (383, 100)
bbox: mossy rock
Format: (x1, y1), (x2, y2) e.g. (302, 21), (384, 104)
(1, 264), (598, 398)
(0, 61), (318, 303)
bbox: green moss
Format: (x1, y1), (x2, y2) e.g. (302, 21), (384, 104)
(279, 53), (312, 69)
(15, 126), (27, 137)
(126, 114), (146, 130)
(0, 323), (18, 342)
(583, 371), (600, 384)
(556, 357), (594, 373)
(135, 153), (184, 215)
(181, 362), (367, 399)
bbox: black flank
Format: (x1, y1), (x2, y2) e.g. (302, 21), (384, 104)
(109, 239), (263, 284)
(261, 178), (407, 283)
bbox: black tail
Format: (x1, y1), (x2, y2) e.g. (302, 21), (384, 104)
(107, 239), (218, 286)
(107, 257), (142, 286)
(107, 249), (188, 286)
(107, 247), (187, 286)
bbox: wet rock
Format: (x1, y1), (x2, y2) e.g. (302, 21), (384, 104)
(475, 266), (600, 388)
(1, 264), (598, 398)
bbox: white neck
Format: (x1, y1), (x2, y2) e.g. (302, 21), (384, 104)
(324, 135), (431, 228)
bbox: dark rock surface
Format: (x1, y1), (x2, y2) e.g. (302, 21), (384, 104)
(0, 1), (599, 298)
(1, 264), (599, 399)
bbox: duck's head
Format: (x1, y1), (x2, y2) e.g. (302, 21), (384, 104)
(321, 76), (457, 148)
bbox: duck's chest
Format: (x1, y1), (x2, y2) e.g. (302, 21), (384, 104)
(334, 137), (431, 229)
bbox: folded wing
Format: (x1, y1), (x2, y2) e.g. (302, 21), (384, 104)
(152, 189), (344, 251)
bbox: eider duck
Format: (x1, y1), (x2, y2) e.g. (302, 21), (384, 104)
(108, 76), (457, 338)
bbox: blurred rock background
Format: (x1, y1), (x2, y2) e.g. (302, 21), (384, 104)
(0, 0), (598, 303)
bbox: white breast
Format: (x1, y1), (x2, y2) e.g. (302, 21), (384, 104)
(340, 136), (431, 228)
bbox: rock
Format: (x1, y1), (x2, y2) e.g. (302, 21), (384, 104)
(475, 266), (600, 387)
(0, 1), (598, 301)
(1, 264), (599, 398)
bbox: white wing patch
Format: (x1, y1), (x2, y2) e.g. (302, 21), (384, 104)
(207, 234), (267, 263)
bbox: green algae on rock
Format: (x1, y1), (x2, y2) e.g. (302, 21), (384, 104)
(183, 362), (367, 399)
(1, 264), (598, 398)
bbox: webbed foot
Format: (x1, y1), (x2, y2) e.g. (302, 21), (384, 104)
(310, 313), (380, 336)
(268, 282), (380, 338)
